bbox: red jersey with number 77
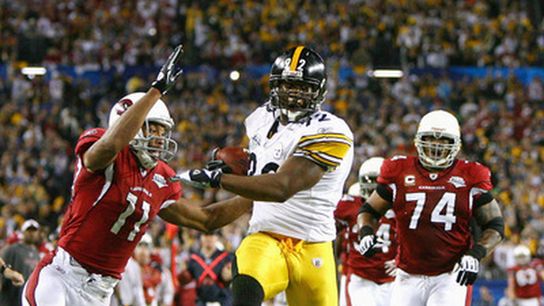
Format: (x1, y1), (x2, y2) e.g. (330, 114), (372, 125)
(377, 155), (492, 276)
(57, 128), (182, 278)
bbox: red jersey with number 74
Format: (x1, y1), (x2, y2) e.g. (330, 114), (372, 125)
(58, 128), (182, 278)
(377, 155), (492, 276)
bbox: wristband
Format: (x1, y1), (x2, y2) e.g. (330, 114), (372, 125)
(358, 225), (375, 239)
(466, 244), (487, 260)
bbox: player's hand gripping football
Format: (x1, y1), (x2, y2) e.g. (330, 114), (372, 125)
(151, 44), (184, 95)
(205, 147), (250, 175)
(171, 146), (249, 188)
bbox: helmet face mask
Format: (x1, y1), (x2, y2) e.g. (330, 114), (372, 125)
(132, 120), (178, 164)
(269, 46), (327, 124)
(359, 175), (378, 199)
(270, 80), (322, 123)
(415, 134), (460, 169)
(414, 110), (461, 170)
(109, 92), (178, 168)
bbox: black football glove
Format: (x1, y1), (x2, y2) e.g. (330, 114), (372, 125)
(170, 168), (222, 189)
(456, 245), (486, 286)
(151, 45), (183, 95)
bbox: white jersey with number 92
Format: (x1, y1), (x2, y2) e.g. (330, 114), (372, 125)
(245, 105), (354, 242)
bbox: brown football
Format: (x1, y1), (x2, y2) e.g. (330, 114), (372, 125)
(214, 147), (250, 176)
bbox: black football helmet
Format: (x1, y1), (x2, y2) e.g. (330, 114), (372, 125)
(269, 46), (327, 124)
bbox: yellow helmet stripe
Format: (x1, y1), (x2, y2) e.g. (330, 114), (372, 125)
(289, 46), (305, 71)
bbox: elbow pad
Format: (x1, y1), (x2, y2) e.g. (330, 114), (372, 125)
(482, 217), (505, 239)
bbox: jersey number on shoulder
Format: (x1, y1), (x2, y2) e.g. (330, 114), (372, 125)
(406, 192), (457, 231)
(110, 192), (150, 241)
(247, 153), (280, 175)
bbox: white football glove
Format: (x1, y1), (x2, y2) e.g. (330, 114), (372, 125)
(355, 235), (384, 257)
(170, 168), (222, 188)
(455, 255), (479, 286)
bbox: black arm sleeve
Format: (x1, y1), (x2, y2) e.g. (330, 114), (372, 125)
(474, 192), (494, 208)
(358, 202), (384, 220)
(376, 184), (393, 202)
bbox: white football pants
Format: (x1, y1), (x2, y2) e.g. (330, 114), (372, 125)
(22, 247), (118, 306)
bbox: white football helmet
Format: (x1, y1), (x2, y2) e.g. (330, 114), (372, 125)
(108, 92), (178, 169)
(347, 183), (360, 197)
(358, 157), (384, 199)
(513, 245), (531, 266)
(414, 110), (461, 169)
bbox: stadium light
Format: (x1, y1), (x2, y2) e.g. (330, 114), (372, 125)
(369, 69), (403, 78)
(21, 67), (47, 77)
(229, 70), (240, 81)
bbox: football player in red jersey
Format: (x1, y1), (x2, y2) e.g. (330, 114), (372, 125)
(357, 110), (504, 306)
(22, 45), (253, 306)
(507, 245), (544, 306)
(335, 157), (397, 306)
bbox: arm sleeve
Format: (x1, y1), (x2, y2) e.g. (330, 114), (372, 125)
(293, 133), (353, 171)
(469, 162), (494, 205)
(160, 181), (183, 211)
(376, 158), (400, 185)
(74, 128), (106, 157)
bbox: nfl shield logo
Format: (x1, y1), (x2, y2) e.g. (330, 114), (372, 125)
(312, 258), (323, 268)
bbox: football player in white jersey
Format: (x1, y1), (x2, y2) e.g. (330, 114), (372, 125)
(175, 46), (354, 306)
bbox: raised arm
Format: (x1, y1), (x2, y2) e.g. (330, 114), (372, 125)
(84, 45), (183, 171)
(84, 89), (163, 171)
(158, 196), (253, 232)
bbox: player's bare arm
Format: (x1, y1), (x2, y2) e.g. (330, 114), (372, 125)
(473, 199), (504, 254)
(158, 196), (253, 232)
(357, 189), (392, 231)
(84, 45), (183, 171)
(355, 189), (392, 257)
(219, 156), (324, 202)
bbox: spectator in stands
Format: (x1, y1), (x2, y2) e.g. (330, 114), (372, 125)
(179, 231), (233, 306)
(134, 234), (174, 306)
(0, 219), (40, 306)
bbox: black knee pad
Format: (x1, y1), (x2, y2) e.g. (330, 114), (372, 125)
(231, 257), (265, 306)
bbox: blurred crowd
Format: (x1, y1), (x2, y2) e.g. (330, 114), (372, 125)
(0, 0), (544, 305)
(2, 0), (544, 69)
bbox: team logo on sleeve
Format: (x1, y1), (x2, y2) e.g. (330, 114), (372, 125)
(153, 174), (168, 188)
(448, 176), (466, 188)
